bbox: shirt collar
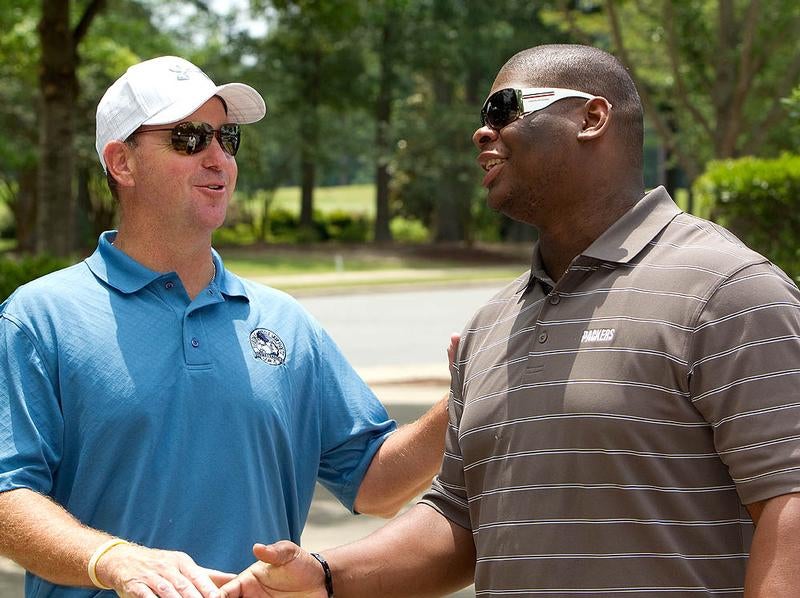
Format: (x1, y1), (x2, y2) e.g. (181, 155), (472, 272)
(519, 187), (682, 293)
(214, 249), (248, 299)
(517, 243), (555, 293)
(581, 186), (681, 263)
(85, 231), (249, 300)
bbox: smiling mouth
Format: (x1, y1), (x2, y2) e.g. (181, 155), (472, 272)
(483, 158), (505, 171)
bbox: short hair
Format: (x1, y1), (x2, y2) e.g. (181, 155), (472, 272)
(502, 45), (643, 167)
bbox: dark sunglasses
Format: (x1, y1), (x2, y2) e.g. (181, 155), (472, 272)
(133, 122), (241, 156)
(480, 87), (596, 131)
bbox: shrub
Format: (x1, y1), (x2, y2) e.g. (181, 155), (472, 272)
(212, 223), (257, 246)
(390, 217), (429, 243)
(267, 207), (300, 241)
(694, 154), (800, 280)
(322, 210), (370, 243)
(0, 255), (70, 303)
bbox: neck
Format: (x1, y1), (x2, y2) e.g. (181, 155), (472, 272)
(538, 185), (643, 282)
(113, 226), (216, 300)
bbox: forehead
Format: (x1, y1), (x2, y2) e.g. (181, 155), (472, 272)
(140, 96), (228, 131)
(181, 96), (228, 123)
(488, 68), (535, 96)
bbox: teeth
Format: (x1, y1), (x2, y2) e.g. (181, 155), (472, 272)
(483, 158), (504, 171)
(207, 185), (222, 190)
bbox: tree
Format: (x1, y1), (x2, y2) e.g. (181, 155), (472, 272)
(549, 0), (800, 189)
(371, 0), (401, 242)
(391, 0), (564, 242)
(258, 0), (369, 236)
(37, 0), (106, 257)
(0, 1), (40, 252)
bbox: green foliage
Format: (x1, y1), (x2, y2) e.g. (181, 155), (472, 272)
(0, 181), (16, 238)
(25, 0), (800, 252)
(693, 154), (800, 280)
(215, 206), (370, 244)
(270, 185), (376, 216)
(266, 208), (302, 241)
(389, 216), (429, 243)
(0, 1), (40, 177)
(0, 255), (70, 303)
(782, 86), (800, 149)
(219, 185), (445, 245)
(322, 210), (370, 242)
(387, 1), (564, 240)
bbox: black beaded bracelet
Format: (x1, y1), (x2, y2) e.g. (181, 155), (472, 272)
(310, 552), (334, 597)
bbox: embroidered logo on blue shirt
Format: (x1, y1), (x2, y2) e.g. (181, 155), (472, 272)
(249, 329), (286, 365)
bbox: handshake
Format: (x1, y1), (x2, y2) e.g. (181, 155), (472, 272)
(91, 540), (331, 598)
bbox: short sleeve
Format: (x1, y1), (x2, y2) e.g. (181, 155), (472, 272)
(688, 262), (800, 504)
(0, 313), (63, 495)
(420, 337), (472, 530)
(312, 324), (396, 511)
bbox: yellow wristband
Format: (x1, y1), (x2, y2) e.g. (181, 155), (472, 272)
(87, 538), (130, 590)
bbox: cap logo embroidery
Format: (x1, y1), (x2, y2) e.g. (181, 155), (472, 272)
(249, 329), (286, 365)
(169, 64), (195, 81)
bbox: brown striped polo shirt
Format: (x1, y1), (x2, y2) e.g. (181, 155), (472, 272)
(421, 186), (800, 597)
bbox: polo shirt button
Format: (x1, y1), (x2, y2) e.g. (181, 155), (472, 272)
(165, 281), (174, 290)
(549, 294), (560, 305)
(191, 338), (200, 348)
(538, 331), (548, 343)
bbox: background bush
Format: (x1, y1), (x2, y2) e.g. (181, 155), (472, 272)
(694, 154), (800, 280)
(0, 255), (70, 302)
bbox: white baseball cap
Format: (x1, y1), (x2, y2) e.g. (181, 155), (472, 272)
(95, 55), (267, 171)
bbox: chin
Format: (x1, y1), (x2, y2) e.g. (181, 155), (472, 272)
(485, 187), (507, 211)
(488, 188), (518, 217)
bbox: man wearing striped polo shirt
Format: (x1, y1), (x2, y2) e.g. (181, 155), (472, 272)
(222, 44), (800, 597)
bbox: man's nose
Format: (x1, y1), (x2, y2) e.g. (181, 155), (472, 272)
(472, 124), (498, 149)
(202, 134), (229, 168)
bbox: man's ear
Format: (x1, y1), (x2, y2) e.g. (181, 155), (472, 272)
(577, 97), (612, 141)
(103, 140), (136, 188)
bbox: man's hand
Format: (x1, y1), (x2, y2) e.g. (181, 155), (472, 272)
(220, 542), (327, 598)
(447, 332), (460, 369)
(95, 542), (234, 598)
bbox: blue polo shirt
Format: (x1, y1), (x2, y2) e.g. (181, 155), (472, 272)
(0, 232), (396, 597)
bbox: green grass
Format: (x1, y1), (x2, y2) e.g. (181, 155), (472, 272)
(270, 268), (527, 295)
(222, 249), (465, 277)
(222, 248), (526, 293)
(223, 253), (402, 277)
(262, 184), (375, 217)
(220, 245), (528, 284)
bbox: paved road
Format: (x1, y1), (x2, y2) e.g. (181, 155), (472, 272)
(297, 283), (505, 368)
(1, 284), (507, 597)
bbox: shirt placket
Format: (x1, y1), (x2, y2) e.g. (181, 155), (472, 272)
(525, 257), (594, 377)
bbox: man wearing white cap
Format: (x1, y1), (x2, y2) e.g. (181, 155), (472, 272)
(0, 56), (449, 597)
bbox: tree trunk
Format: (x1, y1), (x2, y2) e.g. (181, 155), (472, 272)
(432, 78), (466, 243)
(37, 0), (77, 256)
(75, 164), (91, 248)
(373, 16), (393, 243)
(299, 151), (316, 231)
(10, 167), (38, 253)
(299, 48), (322, 233)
